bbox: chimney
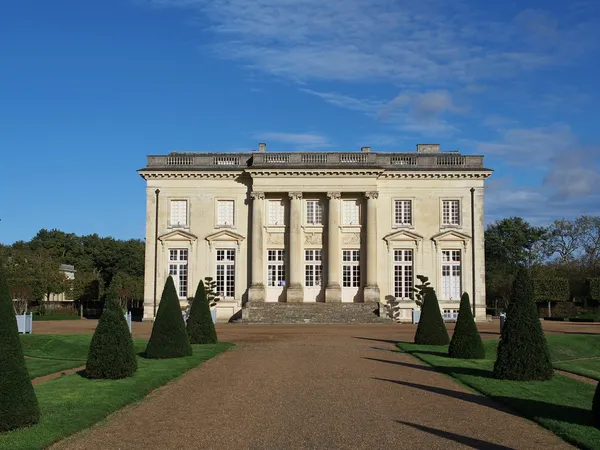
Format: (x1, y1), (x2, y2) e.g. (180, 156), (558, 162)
(258, 142), (266, 152)
(417, 144), (440, 153)
(361, 146), (371, 153)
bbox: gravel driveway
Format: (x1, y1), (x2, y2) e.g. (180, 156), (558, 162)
(51, 324), (572, 450)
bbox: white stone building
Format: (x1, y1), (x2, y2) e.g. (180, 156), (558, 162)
(138, 144), (492, 323)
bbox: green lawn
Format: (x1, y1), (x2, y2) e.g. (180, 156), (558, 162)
(32, 314), (81, 321)
(546, 334), (600, 362)
(21, 334), (147, 361)
(397, 340), (600, 450)
(25, 359), (85, 379)
(1, 343), (234, 449)
(554, 359), (600, 381)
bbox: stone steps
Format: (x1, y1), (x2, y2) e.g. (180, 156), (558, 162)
(242, 302), (390, 324)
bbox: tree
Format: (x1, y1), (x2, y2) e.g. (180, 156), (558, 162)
(187, 280), (218, 344)
(412, 275), (432, 308)
(593, 382), (600, 428)
(448, 293), (485, 359)
(544, 218), (583, 264)
(145, 276), (192, 359)
(532, 275), (570, 317)
(577, 216), (600, 269)
(0, 265), (40, 431)
(414, 289), (450, 345)
(485, 217), (548, 309)
(203, 276), (220, 308)
(85, 297), (137, 379)
(494, 267), (553, 381)
(106, 271), (144, 311)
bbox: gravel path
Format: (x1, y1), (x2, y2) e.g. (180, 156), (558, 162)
(51, 325), (572, 450)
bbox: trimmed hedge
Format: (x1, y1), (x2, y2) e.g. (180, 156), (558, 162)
(494, 267), (553, 381)
(0, 267), (40, 432)
(594, 382), (600, 428)
(145, 276), (192, 359)
(588, 278), (600, 301)
(85, 298), (137, 379)
(187, 280), (218, 345)
(448, 292), (485, 359)
(414, 289), (450, 345)
(532, 276), (570, 302)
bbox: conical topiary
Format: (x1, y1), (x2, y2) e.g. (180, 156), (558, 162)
(414, 288), (450, 345)
(145, 276), (192, 359)
(593, 382), (600, 428)
(448, 292), (485, 359)
(0, 266), (40, 431)
(187, 280), (218, 344)
(85, 296), (137, 379)
(494, 266), (553, 381)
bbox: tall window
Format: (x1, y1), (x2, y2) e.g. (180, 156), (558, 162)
(170, 200), (187, 227)
(393, 250), (413, 299)
(394, 200), (412, 226)
(306, 200), (323, 225)
(217, 200), (235, 226)
(342, 250), (360, 287)
(168, 249), (188, 298)
(216, 249), (235, 299)
(304, 250), (322, 287)
(268, 200), (285, 225)
(442, 200), (460, 226)
(441, 250), (461, 299)
(342, 200), (360, 225)
(267, 249), (286, 287)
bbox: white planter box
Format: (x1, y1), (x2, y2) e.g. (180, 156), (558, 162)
(16, 313), (33, 334)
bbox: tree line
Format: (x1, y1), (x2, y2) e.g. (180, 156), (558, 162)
(486, 215), (600, 313)
(0, 229), (145, 312)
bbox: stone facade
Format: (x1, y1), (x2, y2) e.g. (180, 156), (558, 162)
(138, 144), (492, 322)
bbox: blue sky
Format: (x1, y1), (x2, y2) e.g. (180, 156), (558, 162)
(1, 0), (599, 244)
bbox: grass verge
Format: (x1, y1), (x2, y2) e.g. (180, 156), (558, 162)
(397, 341), (600, 450)
(26, 359), (85, 379)
(32, 314), (81, 321)
(1, 343), (233, 449)
(21, 334), (146, 361)
(554, 359), (600, 382)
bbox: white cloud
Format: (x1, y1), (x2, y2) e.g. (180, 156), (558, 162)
(471, 124), (577, 166)
(254, 132), (331, 149)
(143, 1), (598, 84)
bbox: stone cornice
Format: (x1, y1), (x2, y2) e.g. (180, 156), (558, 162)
(378, 171), (492, 180)
(138, 170), (242, 180)
(247, 169), (384, 177)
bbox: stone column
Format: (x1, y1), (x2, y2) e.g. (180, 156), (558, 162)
(248, 191), (266, 302)
(325, 192), (342, 302)
(363, 191), (380, 303)
(287, 191), (304, 302)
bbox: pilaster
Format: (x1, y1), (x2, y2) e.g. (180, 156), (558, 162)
(364, 191), (380, 303)
(248, 191), (266, 302)
(325, 191), (342, 302)
(287, 192), (304, 302)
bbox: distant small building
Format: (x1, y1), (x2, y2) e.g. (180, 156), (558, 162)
(45, 264), (76, 302)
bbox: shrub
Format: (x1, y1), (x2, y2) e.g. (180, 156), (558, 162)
(0, 267), (40, 432)
(532, 276), (570, 302)
(494, 266), (553, 381)
(448, 292), (485, 359)
(145, 276), (192, 359)
(588, 278), (600, 301)
(85, 297), (137, 379)
(414, 289), (449, 345)
(593, 382), (600, 428)
(187, 280), (218, 344)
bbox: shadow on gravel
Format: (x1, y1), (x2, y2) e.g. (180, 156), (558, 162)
(353, 336), (399, 345)
(377, 378), (594, 427)
(364, 357), (495, 379)
(396, 420), (514, 450)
